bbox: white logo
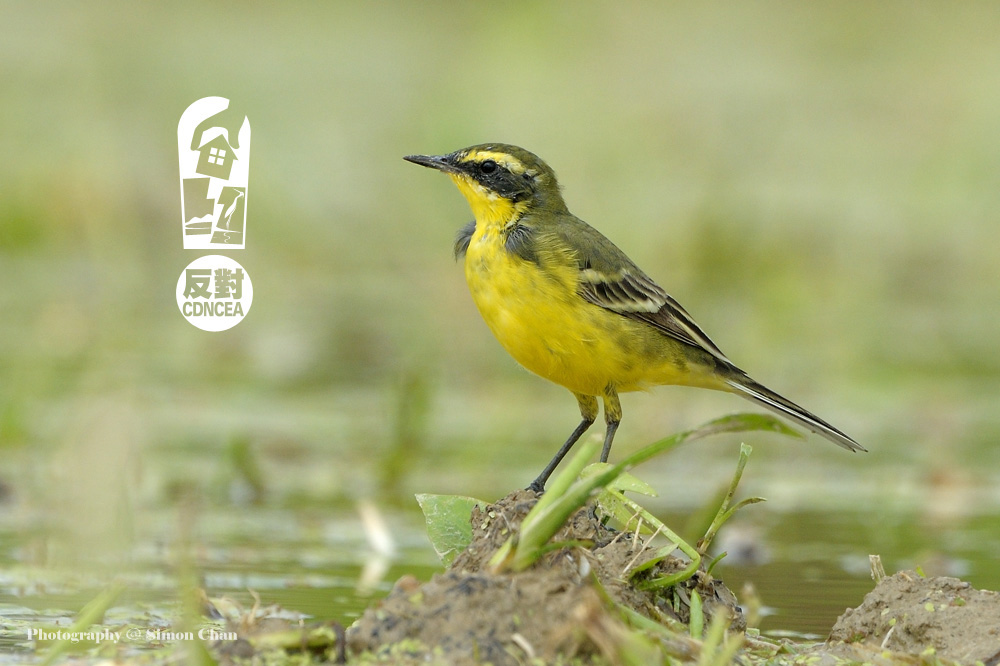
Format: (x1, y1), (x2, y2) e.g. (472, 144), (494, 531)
(176, 96), (254, 332)
(176, 255), (253, 332)
(177, 97), (251, 249)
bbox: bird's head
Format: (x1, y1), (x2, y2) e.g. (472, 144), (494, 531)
(405, 144), (567, 225)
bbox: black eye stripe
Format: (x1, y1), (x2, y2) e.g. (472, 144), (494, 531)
(459, 156), (533, 200)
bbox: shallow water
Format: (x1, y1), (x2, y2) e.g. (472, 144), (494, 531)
(2, 463), (998, 646)
(4, 380), (1000, 652)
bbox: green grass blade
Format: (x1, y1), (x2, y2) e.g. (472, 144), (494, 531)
(39, 581), (125, 666)
(498, 440), (604, 571)
(494, 414), (789, 573)
(699, 443), (765, 555)
(689, 589), (704, 639)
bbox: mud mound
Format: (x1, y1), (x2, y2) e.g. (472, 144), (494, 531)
(347, 489), (743, 664)
(827, 570), (1000, 664)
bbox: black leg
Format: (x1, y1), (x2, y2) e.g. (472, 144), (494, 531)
(528, 393), (598, 492)
(528, 418), (593, 492)
(599, 421), (620, 463)
(599, 389), (622, 463)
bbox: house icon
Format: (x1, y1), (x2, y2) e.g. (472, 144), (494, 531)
(195, 132), (237, 180)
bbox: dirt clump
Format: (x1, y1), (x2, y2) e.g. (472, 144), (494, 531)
(347, 489), (743, 665)
(826, 570), (1000, 664)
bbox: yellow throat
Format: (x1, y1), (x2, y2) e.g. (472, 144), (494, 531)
(448, 173), (526, 229)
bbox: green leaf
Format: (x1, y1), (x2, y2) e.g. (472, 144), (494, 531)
(583, 462), (658, 497)
(700, 413), (804, 440)
(415, 493), (488, 567)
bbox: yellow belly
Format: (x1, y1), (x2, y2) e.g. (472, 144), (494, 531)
(463, 230), (723, 397)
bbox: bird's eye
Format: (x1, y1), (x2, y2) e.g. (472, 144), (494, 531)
(480, 160), (497, 174)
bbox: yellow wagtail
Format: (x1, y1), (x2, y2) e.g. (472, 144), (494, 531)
(405, 143), (865, 491)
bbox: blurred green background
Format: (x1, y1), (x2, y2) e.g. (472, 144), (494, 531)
(2, 1), (1000, 636)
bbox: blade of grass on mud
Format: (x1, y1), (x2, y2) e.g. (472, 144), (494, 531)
(699, 443), (765, 557)
(698, 608), (744, 666)
(586, 464), (661, 535)
(415, 493), (488, 567)
(631, 444), (763, 590)
(689, 589), (704, 639)
(493, 413), (792, 574)
(586, 465), (703, 587)
(490, 439), (603, 571)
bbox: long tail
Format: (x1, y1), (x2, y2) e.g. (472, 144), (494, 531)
(724, 374), (866, 452)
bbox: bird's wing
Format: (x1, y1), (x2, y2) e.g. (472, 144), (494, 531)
(554, 216), (731, 363)
(578, 267), (731, 363)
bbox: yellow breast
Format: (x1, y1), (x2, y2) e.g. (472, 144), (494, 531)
(463, 226), (711, 396)
(450, 172), (723, 397)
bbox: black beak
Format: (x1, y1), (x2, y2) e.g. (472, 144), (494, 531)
(403, 153), (459, 174)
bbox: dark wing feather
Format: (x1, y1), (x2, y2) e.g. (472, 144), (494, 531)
(546, 213), (729, 363)
(578, 269), (730, 363)
(454, 221), (476, 259)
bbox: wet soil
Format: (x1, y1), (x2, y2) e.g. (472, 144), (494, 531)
(347, 489), (743, 664)
(824, 570), (1000, 664)
(346, 491), (1000, 665)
